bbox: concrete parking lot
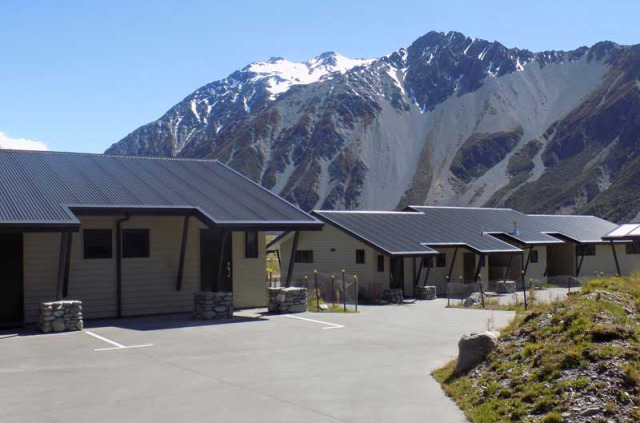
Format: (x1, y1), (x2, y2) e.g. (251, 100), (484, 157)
(0, 300), (513, 423)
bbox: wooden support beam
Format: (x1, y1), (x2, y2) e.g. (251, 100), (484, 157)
(543, 245), (555, 277)
(610, 241), (621, 276)
(216, 230), (229, 291)
(56, 232), (71, 300)
(285, 230), (300, 287)
(576, 245), (586, 277)
(415, 257), (424, 287)
(62, 232), (73, 298)
(503, 253), (514, 283)
(424, 257), (432, 286)
(116, 215), (130, 318)
(175, 215), (190, 291)
(474, 254), (485, 308)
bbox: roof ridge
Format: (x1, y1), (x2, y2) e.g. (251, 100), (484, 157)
(0, 149), (220, 163)
(409, 205), (513, 211)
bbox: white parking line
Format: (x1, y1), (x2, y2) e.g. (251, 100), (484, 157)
(85, 330), (153, 352)
(284, 315), (344, 330)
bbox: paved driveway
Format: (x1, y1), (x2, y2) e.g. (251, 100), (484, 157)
(0, 300), (513, 423)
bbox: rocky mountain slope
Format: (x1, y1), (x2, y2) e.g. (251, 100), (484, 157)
(106, 31), (640, 222)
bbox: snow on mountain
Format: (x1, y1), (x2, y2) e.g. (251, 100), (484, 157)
(106, 31), (640, 222)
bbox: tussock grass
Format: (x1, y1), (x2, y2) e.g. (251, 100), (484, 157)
(433, 276), (640, 422)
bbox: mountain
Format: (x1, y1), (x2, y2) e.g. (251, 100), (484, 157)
(106, 31), (640, 223)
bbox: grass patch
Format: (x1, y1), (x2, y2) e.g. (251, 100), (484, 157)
(433, 276), (640, 422)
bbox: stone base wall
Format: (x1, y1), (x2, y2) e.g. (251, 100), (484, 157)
(415, 286), (437, 300)
(382, 289), (404, 304)
(193, 292), (233, 319)
(38, 301), (83, 333)
(268, 287), (307, 313)
(494, 281), (516, 294)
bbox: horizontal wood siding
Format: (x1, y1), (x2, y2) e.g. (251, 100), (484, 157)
(232, 231), (268, 308)
(23, 233), (60, 323)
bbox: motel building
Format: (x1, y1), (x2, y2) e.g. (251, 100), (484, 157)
(272, 207), (640, 300)
(0, 150), (322, 328)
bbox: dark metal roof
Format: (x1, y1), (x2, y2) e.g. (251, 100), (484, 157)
(527, 215), (619, 243)
(313, 207), (620, 256)
(313, 210), (523, 255)
(0, 150), (321, 229)
(603, 223), (640, 240)
(409, 206), (564, 246)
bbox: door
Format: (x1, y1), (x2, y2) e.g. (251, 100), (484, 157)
(463, 253), (476, 283)
(390, 257), (404, 290)
(0, 233), (24, 327)
(200, 229), (233, 292)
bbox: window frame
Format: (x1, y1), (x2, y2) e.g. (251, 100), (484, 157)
(576, 244), (596, 257)
(626, 240), (640, 255)
(436, 253), (446, 268)
(377, 254), (384, 272)
(122, 229), (150, 258)
(355, 249), (365, 264)
(295, 250), (314, 263)
(245, 230), (259, 258)
(530, 250), (539, 263)
(83, 229), (113, 259)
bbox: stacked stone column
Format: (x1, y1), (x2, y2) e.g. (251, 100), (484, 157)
(267, 287), (307, 313)
(38, 301), (83, 333)
(193, 291), (234, 319)
(415, 285), (437, 300)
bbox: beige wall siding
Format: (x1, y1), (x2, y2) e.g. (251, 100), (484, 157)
(120, 216), (204, 317)
(280, 225), (390, 298)
(578, 244), (640, 277)
(231, 231), (268, 308)
(24, 216), (207, 322)
(23, 233), (61, 323)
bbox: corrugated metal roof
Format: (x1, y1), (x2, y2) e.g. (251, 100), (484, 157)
(604, 223), (640, 240)
(312, 207), (620, 256)
(527, 215), (619, 243)
(0, 150), (320, 228)
(313, 210), (523, 255)
(409, 206), (563, 246)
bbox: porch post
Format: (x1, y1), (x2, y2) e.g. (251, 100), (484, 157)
(503, 253), (514, 283)
(447, 247), (459, 306)
(285, 230), (300, 287)
(474, 254), (485, 308)
(175, 215), (190, 291)
(415, 257), (424, 287)
(57, 232), (73, 300)
(576, 244), (586, 277)
(216, 230), (230, 290)
(424, 257), (432, 286)
(610, 241), (621, 276)
(544, 245), (555, 277)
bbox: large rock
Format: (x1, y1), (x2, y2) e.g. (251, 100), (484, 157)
(463, 292), (482, 307)
(455, 331), (500, 373)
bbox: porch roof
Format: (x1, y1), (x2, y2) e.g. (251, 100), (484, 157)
(0, 150), (322, 231)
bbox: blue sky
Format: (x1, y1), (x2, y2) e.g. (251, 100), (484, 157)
(1, 0), (638, 153)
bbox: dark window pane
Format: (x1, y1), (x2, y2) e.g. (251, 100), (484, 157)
(84, 230), (112, 259)
(122, 229), (150, 258)
(245, 231), (258, 258)
(436, 254), (446, 268)
(295, 250), (313, 263)
(531, 250), (539, 263)
(423, 257), (434, 268)
(576, 244), (596, 257)
(356, 249), (365, 264)
(626, 241), (640, 255)
(377, 255), (384, 272)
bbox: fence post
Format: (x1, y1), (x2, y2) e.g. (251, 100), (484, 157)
(342, 269), (346, 313)
(446, 275), (450, 307)
(331, 275), (335, 307)
(354, 275), (358, 313)
(314, 270), (319, 312)
(304, 275), (308, 291)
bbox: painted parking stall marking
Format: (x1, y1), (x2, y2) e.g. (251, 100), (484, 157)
(85, 331), (153, 352)
(284, 315), (344, 330)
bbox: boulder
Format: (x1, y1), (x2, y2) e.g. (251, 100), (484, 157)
(455, 331), (500, 373)
(463, 292), (482, 307)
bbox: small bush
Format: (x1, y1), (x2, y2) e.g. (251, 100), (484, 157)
(541, 411), (564, 423)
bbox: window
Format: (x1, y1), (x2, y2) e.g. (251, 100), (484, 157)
(436, 253), (446, 268)
(245, 231), (258, 258)
(356, 249), (365, 264)
(626, 241), (640, 255)
(530, 250), (539, 263)
(423, 256), (434, 268)
(576, 244), (596, 257)
(377, 255), (384, 272)
(122, 229), (150, 258)
(84, 230), (112, 259)
(295, 250), (313, 263)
